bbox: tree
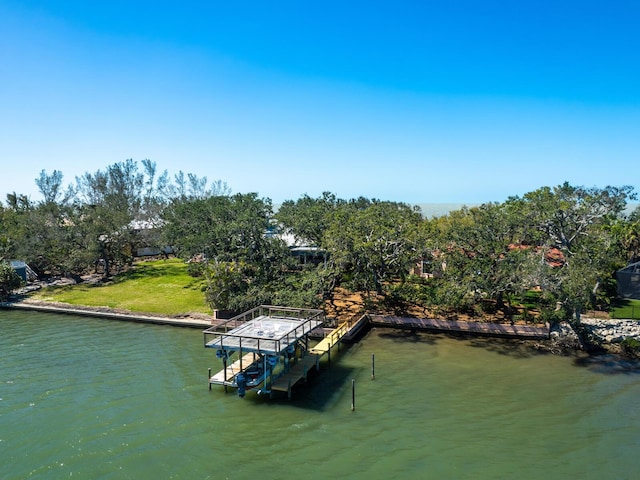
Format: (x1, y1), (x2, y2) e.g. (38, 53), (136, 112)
(3, 160), (230, 281)
(510, 183), (635, 318)
(516, 183), (634, 254)
(35, 169), (73, 205)
(162, 193), (291, 312)
(323, 200), (426, 295)
(166, 170), (230, 200)
(0, 204), (21, 261)
(203, 260), (252, 312)
(5, 192), (32, 211)
(433, 202), (530, 315)
(612, 206), (640, 264)
(0, 261), (22, 300)
(162, 193), (275, 263)
(72, 159), (166, 276)
(276, 192), (341, 247)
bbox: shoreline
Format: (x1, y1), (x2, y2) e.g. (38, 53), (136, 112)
(0, 298), (213, 329)
(3, 298), (639, 358)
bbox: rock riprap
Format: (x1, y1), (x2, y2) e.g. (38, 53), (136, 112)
(580, 317), (640, 343)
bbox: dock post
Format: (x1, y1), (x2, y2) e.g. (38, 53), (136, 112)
(303, 365), (308, 383)
(223, 356), (227, 381)
(351, 379), (355, 411)
(371, 353), (375, 380)
(287, 379), (292, 400)
(208, 368), (211, 390)
(223, 356), (228, 393)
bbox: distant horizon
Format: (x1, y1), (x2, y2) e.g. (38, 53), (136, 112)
(7, 164), (638, 209)
(414, 201), (640, 218)
(3, 174), (639, 218)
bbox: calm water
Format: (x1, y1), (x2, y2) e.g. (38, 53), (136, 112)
(2, 310), (640, 479)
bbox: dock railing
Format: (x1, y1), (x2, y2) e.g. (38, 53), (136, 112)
(203, 305), (326, 351)
(309, 314), (366, 355)
(205, 305), (325, 334)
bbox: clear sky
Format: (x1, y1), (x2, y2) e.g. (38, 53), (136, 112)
(1, 1), (638, 205)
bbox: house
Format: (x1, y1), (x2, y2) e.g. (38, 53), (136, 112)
(411, 244), (565, 279)
(272, 231), (327, 265)
(616, 261), (640, 300)
(9, 260), (38, 282)
(129, 219), (173, 257)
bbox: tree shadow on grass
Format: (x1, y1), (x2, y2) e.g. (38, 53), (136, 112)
(112, 261), (187, 281)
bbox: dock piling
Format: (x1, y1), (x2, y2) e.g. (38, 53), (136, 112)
(371, 353), (375, 380)
(351, 379), (356, 411)
(208, 368), (211, 390)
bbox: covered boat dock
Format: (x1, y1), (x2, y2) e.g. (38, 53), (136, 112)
(203, 306), (328, 398)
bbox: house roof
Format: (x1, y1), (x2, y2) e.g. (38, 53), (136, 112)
(619, 261), (640, 273)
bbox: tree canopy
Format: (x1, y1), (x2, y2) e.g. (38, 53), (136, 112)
(2, 163), (638, 323)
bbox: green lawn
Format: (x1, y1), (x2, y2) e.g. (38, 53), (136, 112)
(610, 299), (640, 320)
(30, 258), (211, 316)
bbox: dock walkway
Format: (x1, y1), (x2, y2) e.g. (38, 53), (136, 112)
(270, 316), (367, 397)
(309, 321), (349, 355)
(270, 355), (320, 398)
(368, 315), (550, 339)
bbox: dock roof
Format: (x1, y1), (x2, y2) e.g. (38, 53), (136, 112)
(205, 314), (323, 355)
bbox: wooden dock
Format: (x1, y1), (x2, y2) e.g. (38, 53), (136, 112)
(270, 317), (367, 398)
(367, 315), (550, 339)
(209, 352), (259, 385)
(269, 322), (349, 398)
(309, 321), (349, 355)
(206, 311), (550, 400)
(270, 355), (320, 398)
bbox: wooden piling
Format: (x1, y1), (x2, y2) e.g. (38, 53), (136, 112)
(208, 368), (211, 390)
(371, 353), (375, 380)
(223, 356), (228, 393)
(351, 379), (355, 411)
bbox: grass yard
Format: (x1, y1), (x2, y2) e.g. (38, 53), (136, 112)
(611, 298), (640, 320)
(30, 258), (211, 316)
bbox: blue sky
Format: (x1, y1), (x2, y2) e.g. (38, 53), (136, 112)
(1, 1), (639, 205)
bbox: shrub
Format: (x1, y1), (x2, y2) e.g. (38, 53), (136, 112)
(0, 261), (23, 300)
(621, 337), (640, 357)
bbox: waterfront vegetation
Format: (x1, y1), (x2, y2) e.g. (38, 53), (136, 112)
(23, 257), (639, 321)
(2, 160), (640, 322)
(24, 257), (640, 321)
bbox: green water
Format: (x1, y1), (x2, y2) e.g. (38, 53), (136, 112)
(2, 311), (640, 479)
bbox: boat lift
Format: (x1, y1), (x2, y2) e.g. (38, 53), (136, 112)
(203, 306), (325, 397)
